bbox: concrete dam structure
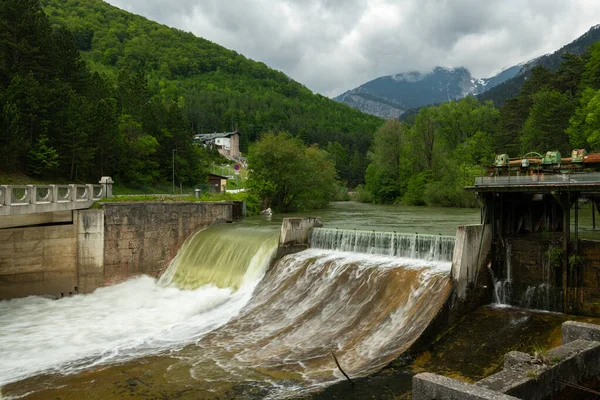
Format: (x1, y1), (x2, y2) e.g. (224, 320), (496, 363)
(0, 201), (241, 300)
(2, 202), (597, 400)
(0, 213), (493, 399)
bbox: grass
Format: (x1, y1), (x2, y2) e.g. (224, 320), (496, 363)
(99, 192), (250, 203)
(526, 369), (540, 379)
(96, 191), (260, 216)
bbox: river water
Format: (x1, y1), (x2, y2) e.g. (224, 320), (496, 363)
(0, 202), (480, 399)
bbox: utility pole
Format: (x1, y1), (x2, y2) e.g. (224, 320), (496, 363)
(172, 149), (177, 194)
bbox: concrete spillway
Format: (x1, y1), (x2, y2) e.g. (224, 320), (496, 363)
(0, 221), (462, 399)
(310, 228), (455, 262)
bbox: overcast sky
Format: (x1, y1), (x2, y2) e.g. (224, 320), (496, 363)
(106, 0), (600, 97)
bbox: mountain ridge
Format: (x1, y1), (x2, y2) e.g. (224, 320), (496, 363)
(334, 64), (522, 118)
(336, 24), (600, 118)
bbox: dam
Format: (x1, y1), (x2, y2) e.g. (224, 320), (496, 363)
(1, 201), (599, 399)
(0, 203), (481, 399)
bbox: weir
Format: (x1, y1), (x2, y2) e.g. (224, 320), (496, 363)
(2, 216), (484, 400)
(310, 228), (455, 262)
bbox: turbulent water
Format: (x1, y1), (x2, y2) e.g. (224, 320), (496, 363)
(0, 225), (277, 387)
(1, 222), (453, 398)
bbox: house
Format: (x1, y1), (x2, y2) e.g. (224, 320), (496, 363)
(193, 131), (240, 158)
(208, 174), (228, 193)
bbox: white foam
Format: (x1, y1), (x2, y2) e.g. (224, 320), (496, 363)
(0, 274), (262, 386)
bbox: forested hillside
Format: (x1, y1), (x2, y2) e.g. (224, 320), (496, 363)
(41, 0), (382, 186)
(1, 0), (381, 186)
(360, 40), (600, 207)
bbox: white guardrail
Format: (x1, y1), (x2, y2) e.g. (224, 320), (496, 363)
(0, 184), (104, 216)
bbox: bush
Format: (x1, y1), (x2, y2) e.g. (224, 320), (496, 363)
(351, 184), (374, 203)
(403, 171), (432, 206)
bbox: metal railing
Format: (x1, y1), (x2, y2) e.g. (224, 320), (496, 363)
(0, 184), (104, 216)
(475, 173), (600, 187)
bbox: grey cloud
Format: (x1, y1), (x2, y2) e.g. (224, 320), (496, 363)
(106, 0), (600, 97)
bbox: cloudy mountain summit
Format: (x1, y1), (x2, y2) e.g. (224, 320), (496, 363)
(334, 66), (522, 119)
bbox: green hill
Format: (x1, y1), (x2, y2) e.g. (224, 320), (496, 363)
(40, 0), (382, 185)
(1, 0), (380, 186)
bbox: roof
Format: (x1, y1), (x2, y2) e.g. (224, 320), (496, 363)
(194, 131), (239, 141)
(208, 173), (229, 179)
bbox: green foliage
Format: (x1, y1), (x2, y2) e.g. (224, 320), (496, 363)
(361, 98), (494, 208)
(403, 171), (432, 206)
(566, 87), (600, 150)
(27, 135), (59, 176)
(545, 246), (564, 269)
(350, 184), (373, 203)
(520, 89), (574, 154)
(247, 132), (338, 212)
(569, 255), (587, 270)
(37, 0), (381, 186)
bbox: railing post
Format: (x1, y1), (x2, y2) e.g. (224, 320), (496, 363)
(69, 184), (76, 202)
(28, 185), (36, 205)
(86, 184), (94, 200)
(49, 185), (58, 203)
(5, 186), (13, 206)
(1, 185), (10, 206)
(99, 176), (113, 198)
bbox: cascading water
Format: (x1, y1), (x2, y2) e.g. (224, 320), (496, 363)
(2, 224), (453, 400)
(491, 242), (561, 311)
(0, 224), (278, 388)
(310, 228), (455, 262)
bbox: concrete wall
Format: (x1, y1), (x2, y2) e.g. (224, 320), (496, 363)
(413, 320), (600, 400)
(274, 217), (323, 261)
(451, 224), (492, 300)
(0, 215), (78, 299)
(102, 202), (233, 285)
(77, 209), (105, 293)
(0, 201), (235, 299)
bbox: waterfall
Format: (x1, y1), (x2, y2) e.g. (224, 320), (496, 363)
(493, 280), (511, 305)
(505, 242), (512, 282)
(310, 228), (455, 262)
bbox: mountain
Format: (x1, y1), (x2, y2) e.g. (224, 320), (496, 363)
(335, 65), (521, 119)
(478, 24), (600, 106)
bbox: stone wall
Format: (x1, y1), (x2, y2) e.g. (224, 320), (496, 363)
(101, 202), (233, 285)
(494, 235), (600, 315)
(0, 215), (78, 299)
(579, 240), (600, 316)
(0, 201), (235, 299)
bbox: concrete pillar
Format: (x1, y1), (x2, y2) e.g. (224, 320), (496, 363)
(28, 185), (36, 205)
(99, 176), (114, 198)
(451, 224), (491, 300)
(4, 186), (12, 206)
(77, 209), (105, 293)
(275, 217), (323, 261)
